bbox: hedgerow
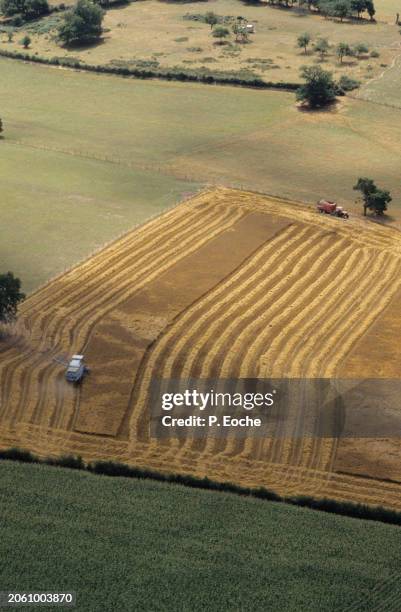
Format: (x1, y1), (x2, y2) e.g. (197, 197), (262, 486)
(1, 446), (401, 526)
(0, 48), (300, 90)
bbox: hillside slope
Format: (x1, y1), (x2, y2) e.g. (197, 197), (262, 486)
(1, 188), (401, 508)
(1, 461), (401, 611)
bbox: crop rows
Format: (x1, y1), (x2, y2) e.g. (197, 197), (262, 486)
(1, 188), (401, 509)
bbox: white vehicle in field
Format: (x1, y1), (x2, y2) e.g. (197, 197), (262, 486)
(65, 354), (89, 383)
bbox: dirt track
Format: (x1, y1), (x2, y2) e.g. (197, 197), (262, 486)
(1, 187), (401, 508)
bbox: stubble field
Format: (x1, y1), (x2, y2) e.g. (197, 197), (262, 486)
(1, 187), (401, 509)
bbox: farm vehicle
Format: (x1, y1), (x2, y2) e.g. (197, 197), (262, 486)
(317, 200), (349, 219)
(53, 354), (90, 383)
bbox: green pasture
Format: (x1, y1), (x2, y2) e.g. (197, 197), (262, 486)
(0, 58), (286, 164)
(6, 0), (399, 86)
(357, 53), (401, 108)
(1, 56), (401, 293)
(0, 142), (200, 293)
(0, 460), (401, 611)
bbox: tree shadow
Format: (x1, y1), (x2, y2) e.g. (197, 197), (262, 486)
(158, 0), (208, 3)
(297, 99), (339, 113)
(367, 213), (397, 225)
(238, 0), (265, 7)
(61, 36), (107, 51)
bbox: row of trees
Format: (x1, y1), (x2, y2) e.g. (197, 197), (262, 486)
(318, 0), (375, 21)
(0, 0), (48, 19)
(297, 33), (372, 63)
(267, 0), (375, 20)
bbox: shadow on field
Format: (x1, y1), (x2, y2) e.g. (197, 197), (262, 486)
(61, 37), (107, 51)
(158, 0), (208, 4)
(296, 100), (339, 114)
(368, 213), (398, 226)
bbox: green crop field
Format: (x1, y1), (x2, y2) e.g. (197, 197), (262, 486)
(0, 461), (401, 611)
(1, 56), (401, 294)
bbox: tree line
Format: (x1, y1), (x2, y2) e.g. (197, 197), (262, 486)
(266, 0), (375, 20)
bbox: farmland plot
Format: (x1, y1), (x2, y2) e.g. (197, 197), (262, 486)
(1, 188), (401, 508)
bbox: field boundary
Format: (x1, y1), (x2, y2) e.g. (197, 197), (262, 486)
(1, 447), (401, 527)
(19, 185), (208, 301)
(0, 49), (300, 91)
(17, 186), (317, 301)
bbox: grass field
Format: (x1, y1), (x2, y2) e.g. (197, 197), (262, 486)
(1, 56), (401, 292)
(1, 188), (401, 509)
(6, 0), (400, 85)
(356, 50), (401, 107)
(1, 460), (401, 611)
(0, 143), (200, 292)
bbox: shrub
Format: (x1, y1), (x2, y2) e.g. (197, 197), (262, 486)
(354, 42), (369, 57)
(212, 25), (230, 43)
(45, 455), (85, 469)
(370, 49), (379, 58)
(338, 74), (360, 91)
(0, 447), (37, 462)
(20, 34), (31, 47)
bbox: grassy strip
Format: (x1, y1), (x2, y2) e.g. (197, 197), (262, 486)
(0, 48), (300, 91)
(1, 446), (400, 526)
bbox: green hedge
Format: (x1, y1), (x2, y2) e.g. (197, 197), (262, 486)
(1, 446), (401, 526)
(0, 48), (300, 91)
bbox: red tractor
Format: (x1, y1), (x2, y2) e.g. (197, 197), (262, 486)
(317, 200), (349, 219)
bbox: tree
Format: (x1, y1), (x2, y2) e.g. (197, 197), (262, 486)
(354, 179), (392, 215)
(212, 26), (230, 44)
(0, 117), (3, 135)
(351, 0), (366, 18)
(367, 189), (391, 215)
(366, 0), (375, 19)
(0, 272), (25, 325)
(204, 11), (218, 29)
(314, 37), (330, 60)
(58, 0), (104, 45)
(353, 177), (377, 215)
(336, 41), (351, 63)
(332, 0), (351, 20)
(232, 21), (249, 43)
(297, 65), (337, 108)
(21, 34), (31, 47)
(297, 32), (311, 54)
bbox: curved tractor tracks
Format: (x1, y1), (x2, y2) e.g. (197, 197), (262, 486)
(1, 187), (401, 509)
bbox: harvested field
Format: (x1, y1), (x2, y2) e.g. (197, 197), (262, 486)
(1, 187), (401, 509)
